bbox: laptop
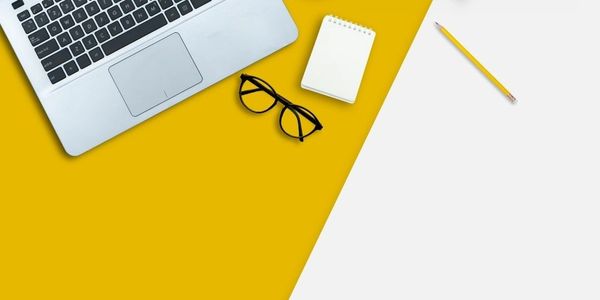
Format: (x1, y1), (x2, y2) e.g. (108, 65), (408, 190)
(0, 0), (297, 155)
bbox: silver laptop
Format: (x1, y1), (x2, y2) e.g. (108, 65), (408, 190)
(0, 0), (297, 155)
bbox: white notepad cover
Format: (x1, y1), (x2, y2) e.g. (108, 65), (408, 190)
(301, 16), (376, 103)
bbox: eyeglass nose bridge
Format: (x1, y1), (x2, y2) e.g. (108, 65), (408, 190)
(274, 93), (295, 107)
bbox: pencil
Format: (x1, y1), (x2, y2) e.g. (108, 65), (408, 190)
(435, 22), (516, 104)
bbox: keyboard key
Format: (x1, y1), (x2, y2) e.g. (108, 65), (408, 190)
(73, 0), (86, 7)
(48, 67), (66, 83)
(84, 2), (100, 16)
(47, 6), (62, 20)
(107, 6), (122, 20)
(42, 0), (54, 8)
(69, 40), (85, 56)
(29, 28), (50, 46)
(95, 27), (110, 42)
(47, 21), (62, 36)
(102, 14), (166, 56)
(190, 0), (209, 9)
(94, 11), (110, 26)
(17, 10), (30, 21)
(12, 0), (25, 9)
(34, 12), (49, 27)
(132, 7), (147, 22)
(120, 0), (134, 13)
(57, 32), (72, 46)
(177, 0), (191, 15)
(174, 0), (183, 3)
(21, 19), (37, 34)
(82, 19), (97, 33)
(145, 1), (159, 16)
(165, 7), (179, 22)
(98, 0), (111, 9)
(133, 0), (147, 7)
(69, 25), (85, 40)
(76, 54), (91, 69)
(34, 38), (59, 58)
(89, 47), (104, 62)
(107, 21), (123, 36)
(41, 48), (71, 71)
(82, 35), (97, 49)
(59, 14), (75, 29)
(158, 0), (172, 10)
(72, 8), (87, 22)
(120, 14), (135, 30)
(31, 3), (43, 14)
(64, 60), (79, 75)
(60, 0), (75, 13)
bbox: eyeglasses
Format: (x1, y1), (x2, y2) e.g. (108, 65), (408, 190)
(239, 74), (323, 142)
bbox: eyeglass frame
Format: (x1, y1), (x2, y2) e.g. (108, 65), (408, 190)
(239, 74), (323, 142)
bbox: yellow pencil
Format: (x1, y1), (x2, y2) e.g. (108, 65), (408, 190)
(435, 22), (516, 104)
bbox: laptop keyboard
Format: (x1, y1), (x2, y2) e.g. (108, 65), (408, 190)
(17, 0), (212, 84)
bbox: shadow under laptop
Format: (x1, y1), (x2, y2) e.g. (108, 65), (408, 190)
(0, 28), (72, 158)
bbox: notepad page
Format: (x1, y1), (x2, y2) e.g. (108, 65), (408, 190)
(301, 16), (375, 103)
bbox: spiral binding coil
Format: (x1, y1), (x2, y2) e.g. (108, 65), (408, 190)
(326, 15), (375, 36)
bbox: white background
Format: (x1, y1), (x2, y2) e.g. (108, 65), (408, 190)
(292, 0), (600, 299)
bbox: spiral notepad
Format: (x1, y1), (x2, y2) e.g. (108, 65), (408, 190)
(301, 15), (376, 103)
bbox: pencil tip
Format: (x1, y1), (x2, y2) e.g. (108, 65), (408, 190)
(434, 21), (441, 28)
(508, 94), (517, 104)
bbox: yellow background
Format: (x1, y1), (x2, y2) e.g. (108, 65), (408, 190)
(0, 1), (430, 299)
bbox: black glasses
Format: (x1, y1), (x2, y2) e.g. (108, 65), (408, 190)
(239, 74), (323, 142)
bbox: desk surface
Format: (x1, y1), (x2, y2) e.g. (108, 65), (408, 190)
(0, 1), (430, 298)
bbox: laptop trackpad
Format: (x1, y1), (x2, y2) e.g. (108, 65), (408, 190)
(109, 33), (203, 117)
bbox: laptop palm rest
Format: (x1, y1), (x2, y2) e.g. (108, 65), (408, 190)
(109, 33), (203, 117)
